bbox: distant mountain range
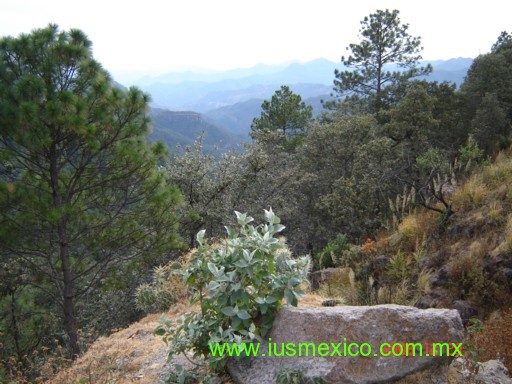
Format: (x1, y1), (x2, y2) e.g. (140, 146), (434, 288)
(134, 57), (473, 151)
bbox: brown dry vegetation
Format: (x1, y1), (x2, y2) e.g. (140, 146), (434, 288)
(365, 151), (512, 377)
(50, 303), (193, 384)
(49, 294), (324, 384)
(474, 308), (512, 372)
(372, 151), (512, 310)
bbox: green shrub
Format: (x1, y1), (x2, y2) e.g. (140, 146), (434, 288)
(386, 252), (413, 285)
(336, 244), (367, 270)
(156, 209), (310, 371)
(318, 234), (349, 269)
(458, 134), (485, 167)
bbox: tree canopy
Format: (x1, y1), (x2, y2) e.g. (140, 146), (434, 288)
(251, 85), (312, 147)
(0, 24), (181, 359)
(462, 30), (512, 154)
(333, 9), (432, 114)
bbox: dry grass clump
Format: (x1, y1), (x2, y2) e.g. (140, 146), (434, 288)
(453, 152), (512, 213)
(474, 308), (512, 373)
(452, 176), (488, 211)
(446, 238), (491, 278)
(487, 199), (504, 224)
(491, 214), (512, 258)
(481, 152), (512, 189)
(135, 253), (192, 313)
(416, 269), (433, 295)
(377, 281), (413, 306)
(297, 293), (325, 308)
(390, 211), (436, 252)
(316, 268), (354, 304)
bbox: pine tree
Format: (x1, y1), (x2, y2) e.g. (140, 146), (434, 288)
(333, 9), (432, 114)
(0, 25), (182, 358)
(251, 85), (312, 149)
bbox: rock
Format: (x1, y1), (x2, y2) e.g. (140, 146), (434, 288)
(414, 295), (434, 309)
(429, 288), (451, 300)
(321, 299), (342, 307)
(451, 359), (512, 384)
(417, 250), (446, 271)
(227, 305), (464, 384)
(418, 288), (452, 309)
(429, 265), (450, 288)
(475, 360), (512, 384)
(452, 300), (479, 324)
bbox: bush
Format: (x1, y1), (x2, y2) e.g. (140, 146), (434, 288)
(135, 259), (188, 313)
(156, 209), (311, 370)
(318, 234), (349, 269)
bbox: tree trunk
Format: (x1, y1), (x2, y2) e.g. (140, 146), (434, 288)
(9, 290), (23, 364)
(376, 59), (383, 115)
(60, 225), (79, 358)
(50, 143), (80, 358)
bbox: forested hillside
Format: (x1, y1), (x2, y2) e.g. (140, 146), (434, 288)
(1, 9), (512, 383)
(149, 108), (244, 152)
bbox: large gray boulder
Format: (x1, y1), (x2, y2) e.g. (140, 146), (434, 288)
(228, 305), (464, 384)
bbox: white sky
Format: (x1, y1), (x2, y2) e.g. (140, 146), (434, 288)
(0, 0), (510, 79)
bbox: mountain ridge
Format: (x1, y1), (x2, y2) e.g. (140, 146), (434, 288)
(135, 57), (472, 112)
(139, 57), (474, 149)
(149, 108), (244, 153)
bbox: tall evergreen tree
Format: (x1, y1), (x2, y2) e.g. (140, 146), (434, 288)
(333, 9), (432, 114)
(0, 25), (181, 358)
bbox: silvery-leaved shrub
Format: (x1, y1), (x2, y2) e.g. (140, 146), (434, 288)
(155, 208), (310, 370)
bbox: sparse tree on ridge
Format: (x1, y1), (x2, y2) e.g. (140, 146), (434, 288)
(333, 9), (432, 115)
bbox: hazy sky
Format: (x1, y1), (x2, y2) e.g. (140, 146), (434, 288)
(0, 0), (510, 80)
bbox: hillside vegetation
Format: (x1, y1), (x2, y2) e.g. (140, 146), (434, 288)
(48, 149), (512, 380)
(320, 152), (512, 370)
(350, 150), (512, 312)
(1, 10), (512, 384)
(47, 153), (512, 383)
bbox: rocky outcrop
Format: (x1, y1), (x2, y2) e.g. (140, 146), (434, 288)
(228, 305), (464, 384)
(474, 360), (512, 384)
(452, 358), (512, 384)
(452, 300), (479, 324)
